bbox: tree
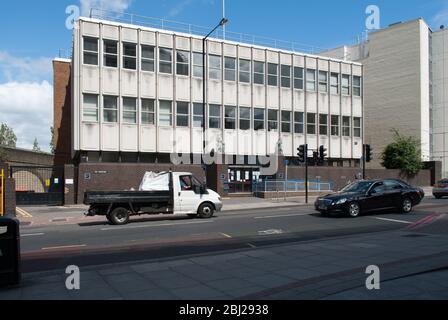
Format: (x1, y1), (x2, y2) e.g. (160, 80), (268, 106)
(0, 123), (17, 148)
(381, 129), (423, 176)
(32, 138), (41, 152)
(50, 126), (55, 154)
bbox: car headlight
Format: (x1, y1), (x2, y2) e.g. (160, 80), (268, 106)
(335, 198), (348, 205)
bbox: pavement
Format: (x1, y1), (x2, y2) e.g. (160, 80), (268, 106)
(1, 223), (447, 300)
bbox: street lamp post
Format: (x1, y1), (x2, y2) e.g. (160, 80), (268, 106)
(202, 18), (228, 185)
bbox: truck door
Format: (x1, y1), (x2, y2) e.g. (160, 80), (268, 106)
(178, 175), (200, 213)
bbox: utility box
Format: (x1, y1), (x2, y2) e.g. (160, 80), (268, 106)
(0, 218), (21, 287)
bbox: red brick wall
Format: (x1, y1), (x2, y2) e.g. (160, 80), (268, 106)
(53, 60), (72, 166)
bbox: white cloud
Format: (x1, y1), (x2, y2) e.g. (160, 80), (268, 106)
(433, 8), (448, 27)
(80, 0), (133, 16)
(0, 81), (53, 151)
(0, 51), (52, 83)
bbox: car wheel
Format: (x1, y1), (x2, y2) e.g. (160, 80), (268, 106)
(347, 202), (361, 218)
(401, 198), (413, 214)
(109, 207), (130, 225)
(198, 203), (215, 219)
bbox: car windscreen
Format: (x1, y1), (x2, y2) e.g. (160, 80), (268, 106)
(341, 181), (374, 193)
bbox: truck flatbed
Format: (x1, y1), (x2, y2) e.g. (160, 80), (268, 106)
(84, 190), (171, 205)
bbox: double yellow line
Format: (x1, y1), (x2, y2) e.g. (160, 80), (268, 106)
(16, 207), (33, 218)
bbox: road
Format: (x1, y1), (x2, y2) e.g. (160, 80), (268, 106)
(17, 197), (448, 273)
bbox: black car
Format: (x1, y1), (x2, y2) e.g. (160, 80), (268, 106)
(315, 179), (425, 218)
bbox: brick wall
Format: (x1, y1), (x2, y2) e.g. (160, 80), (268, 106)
(53, 60), (72, 166)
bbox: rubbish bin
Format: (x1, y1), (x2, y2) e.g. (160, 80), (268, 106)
(0, 218), (21, 287)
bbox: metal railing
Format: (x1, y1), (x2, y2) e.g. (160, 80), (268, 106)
(88, 8), (328, 54)
(254, 179), (334, 194)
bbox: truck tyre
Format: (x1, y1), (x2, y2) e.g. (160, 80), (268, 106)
(109, 207), (130, 225)
(198, 203), (215, 219)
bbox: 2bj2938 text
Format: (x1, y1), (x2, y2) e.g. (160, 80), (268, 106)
(179, 304), (269, 318)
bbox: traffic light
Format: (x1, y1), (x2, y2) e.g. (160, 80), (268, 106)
(313, 151), (319, 165)
(297, 144), (307, 163)
(319, 145), (327, 163)
(365, 144), (373, 163)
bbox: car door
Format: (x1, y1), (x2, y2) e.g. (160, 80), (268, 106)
(178, 175), (200, 213)
(365, 182), (390, 211)
(383, 180), (404, 209)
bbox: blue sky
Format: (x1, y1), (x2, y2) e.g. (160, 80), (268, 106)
(0, 0), (448, 151)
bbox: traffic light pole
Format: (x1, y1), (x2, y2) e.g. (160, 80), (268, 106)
(305, 144), (309, 204)
(363, 144), (366, 180)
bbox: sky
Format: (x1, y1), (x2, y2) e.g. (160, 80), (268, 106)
(0, 0), (448, 152)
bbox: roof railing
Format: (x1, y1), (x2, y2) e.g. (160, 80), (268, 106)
(88, 8), (328, 54)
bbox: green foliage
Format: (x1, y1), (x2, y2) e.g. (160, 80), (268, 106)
(0, 123), (17, 148)
(381, 130), (423, 176)
(50, 126), (55, 154)
(32, 138), (41, 152)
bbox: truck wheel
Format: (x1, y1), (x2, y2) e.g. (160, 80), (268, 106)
(198, 203), (215, 219)
(109, 207), (130, 225)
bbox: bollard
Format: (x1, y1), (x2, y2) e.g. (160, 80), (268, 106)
(0, 218), (21, 287)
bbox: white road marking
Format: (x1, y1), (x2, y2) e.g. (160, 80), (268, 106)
(220, 233), (232, 238)
(254, 213), (310, 219)
(247, 243), (257, 248)
(100, 220), (213, 231)
(370, 217), (412, 224)
(42, 244), (87, 251)
(258, 229), (284, 235)
(21, 233), (45, 237)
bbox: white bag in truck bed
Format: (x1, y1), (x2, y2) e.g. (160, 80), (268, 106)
(139, 172), (170, 191)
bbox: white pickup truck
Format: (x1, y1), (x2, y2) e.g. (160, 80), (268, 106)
(84, 172), (223, 225)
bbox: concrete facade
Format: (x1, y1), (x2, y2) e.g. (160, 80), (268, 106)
(322, 19), (431, 169)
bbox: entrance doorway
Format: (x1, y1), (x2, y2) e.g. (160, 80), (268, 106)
(228, 167), (260, 194)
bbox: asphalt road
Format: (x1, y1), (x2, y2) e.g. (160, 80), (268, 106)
(17, 198), (448, 273)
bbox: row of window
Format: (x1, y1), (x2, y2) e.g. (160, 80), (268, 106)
(83, 37), (362, 96)
(83, 94), (362, 137)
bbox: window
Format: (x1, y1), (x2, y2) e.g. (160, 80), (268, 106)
(331, 115), (340, 136)
(159, 48), (173, 74)
(294, 67), (304, 90)
(193, 103), (204, 128)
(239, 107), (251, 130)
(281, 65), (291, 88)
(180, 175), (193, 191)
(83, 94), (98, 121)
(330, 73), (339, 95)
(225, 106), (236, 130)
(159, 101), (173, 126)
(103, 96), (118, 123)
(254, 108), (265, 131)
(281, 111), (292, 133)
(141, 99), (155, 125)
(254, 61), (265, 85)
(353, 76), (362, 96)
(193, 53), (203, 78)
(268, 63), (278, 86)
(83, 37), (98, 65)
(319, 114), (328, 135)
(319, 71), (328, 92)
(268, 110), (278, 131)
(103, 40), (118, 68)
(176, 102), (189, 127)
(342, 74), (350, 95)
(224, 57), (236, 81)
(123, 43), (137, 70)
(342, 116), (351, 137)
(306, 69), (316, 91)
(239, 59), (251, 83)
(209, 105), (221, 129)
(209, 55), (221, 80)
(176, 50), (189, 76)
(122, 97), (137, 123)
(353, 117), (362, 137)
(294, 112), (304, 134)
(307, 113), (316, 134)
(141, 45), (155, 72)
